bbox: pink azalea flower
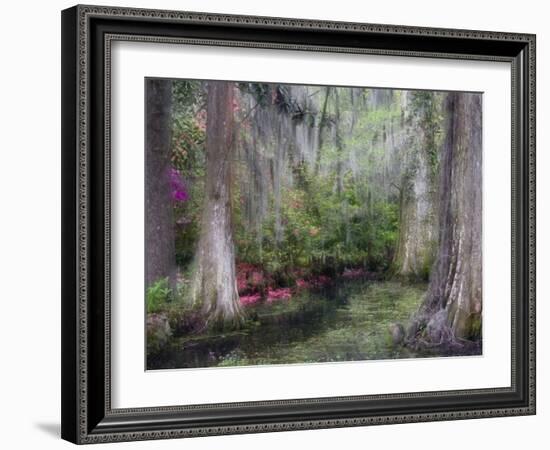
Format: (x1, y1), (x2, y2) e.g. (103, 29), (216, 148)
(169, 167), (189, 202)
(266, 287), (292, 302)
(239, 293), (261, 306)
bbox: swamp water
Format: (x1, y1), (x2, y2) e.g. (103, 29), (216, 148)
(147, 279), (435, 370)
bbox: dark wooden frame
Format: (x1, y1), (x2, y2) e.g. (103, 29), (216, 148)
(61, 4), (536, 444)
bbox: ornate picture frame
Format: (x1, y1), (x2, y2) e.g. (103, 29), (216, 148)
(61, 4), (536, 444)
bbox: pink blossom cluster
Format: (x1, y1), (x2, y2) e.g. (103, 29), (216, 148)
(239, 293), (261, 306)
(236, 263), (270, 295)
(266, 287), (292, 302)
(169, 167), (189, 202)
(236, 263), (342, 308)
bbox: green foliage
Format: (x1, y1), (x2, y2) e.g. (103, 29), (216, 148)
(166, 83), (433, 289)
(171, 116), (205, 172)
(172, 80), (204, 116)
(171, 80), (206, 177)
(170, 81), (207, 266)
(146, 278), (173, 314)
(234, 161), (399, 277)
(174, 174), (203, 267)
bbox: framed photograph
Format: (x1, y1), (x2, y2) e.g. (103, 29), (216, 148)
(61, 4), (536, 444)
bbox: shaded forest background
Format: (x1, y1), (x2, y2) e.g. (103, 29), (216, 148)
(145, 78), (482, 366)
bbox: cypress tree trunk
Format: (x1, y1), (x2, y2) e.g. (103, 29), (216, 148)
(411, 92), (482, 344)
(392, 92), (439, 279)
(392, 153), (436, 279)
(190, 81), (244, 328)
(145, 79), (176, 288)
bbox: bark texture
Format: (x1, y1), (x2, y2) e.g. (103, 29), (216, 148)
(412, 92), (482, 344)
(190, 82), (244, 328)
(392, 92), (439, 279)
(145, 79), (176, 287)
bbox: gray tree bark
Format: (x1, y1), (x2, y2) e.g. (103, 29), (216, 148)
(190, 81), (244, 328)
(145, 79), (176, 288)
(411, 92), (482, 344)
(392, 92), (439, 279)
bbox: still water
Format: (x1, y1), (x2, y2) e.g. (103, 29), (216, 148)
(147, 280), (437, 370)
